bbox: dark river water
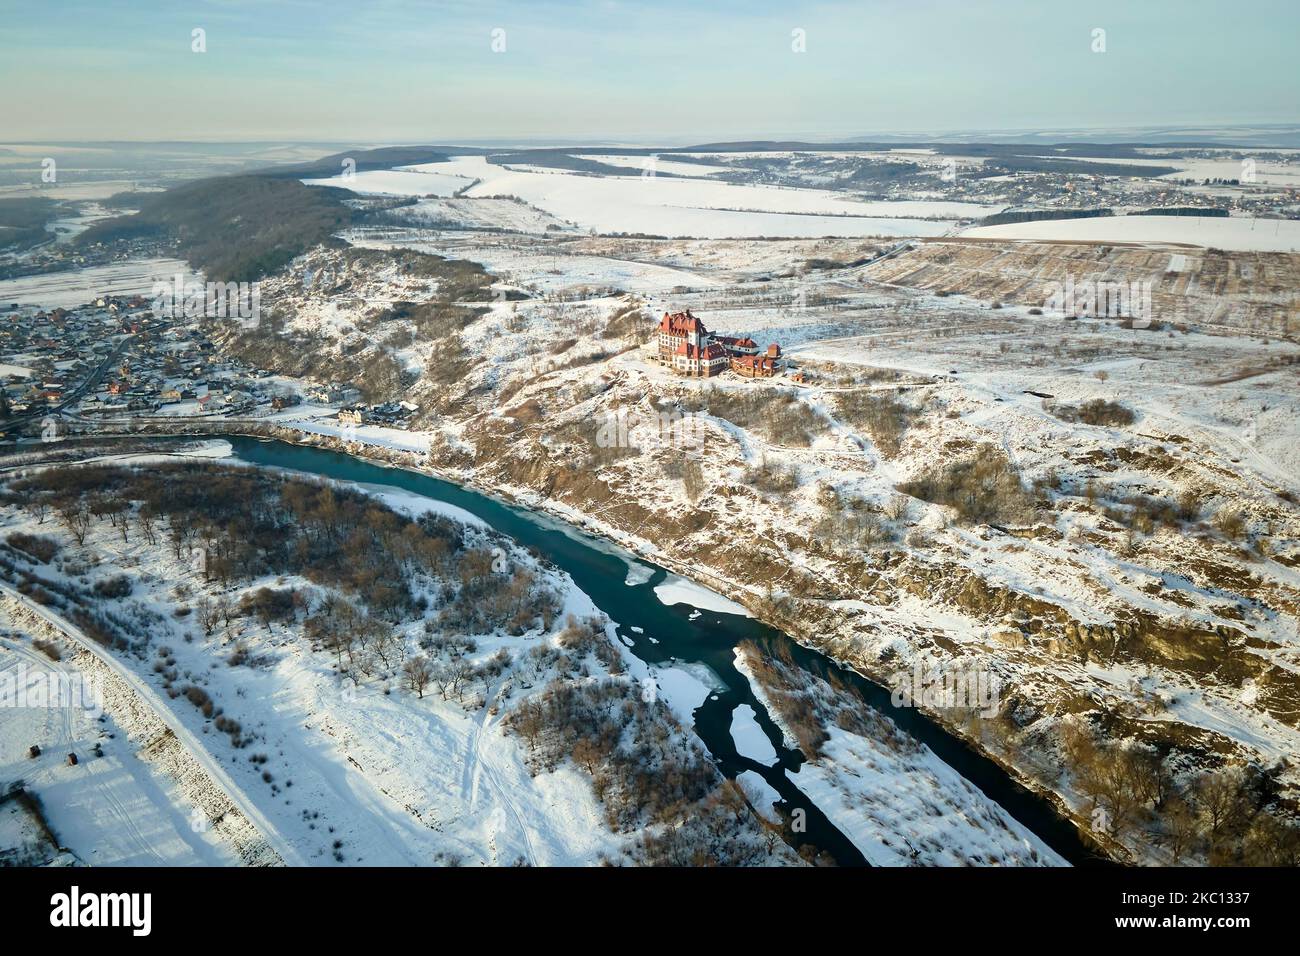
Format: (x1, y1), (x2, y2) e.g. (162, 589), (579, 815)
(226, 435), (1104, 867)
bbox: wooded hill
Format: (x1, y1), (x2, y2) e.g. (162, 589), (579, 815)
(0, 197), (57, 252)
(77, 175), (354, 281)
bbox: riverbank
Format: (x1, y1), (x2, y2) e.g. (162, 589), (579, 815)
(219, 428), (1103, 864)
(12, 422), (1112, 863)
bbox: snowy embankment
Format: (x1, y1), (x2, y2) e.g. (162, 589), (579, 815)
(282, 417), (432, 454)
(0, 587), (285, 865)
(960, 214), (1300, 252)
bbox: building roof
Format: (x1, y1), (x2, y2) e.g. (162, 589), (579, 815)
(659, 310), (707, 336)
(675, 341), (727, 360)
(714, 335), (757, 349)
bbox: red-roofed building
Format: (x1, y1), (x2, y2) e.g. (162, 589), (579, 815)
(657, 310), (709, 360)
(673, 341), (729, 377)
(730, 353), (778, 378)
(657, 308), (785, 378)
(713, 335), (759, 356)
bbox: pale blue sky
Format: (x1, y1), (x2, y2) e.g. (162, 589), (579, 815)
(1, 0), (1295, 142)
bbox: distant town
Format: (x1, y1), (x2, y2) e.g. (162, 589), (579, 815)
(0, 294), (417, 441)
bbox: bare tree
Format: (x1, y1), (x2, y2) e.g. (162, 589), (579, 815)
(136, 505), (158, 545)
(403, 655), (434, 699)
(371, 626), (402, 671)
(1164, 791), (1201, 864)
(572, 738), (603, 775)
(884, 493), (911, 522)
(24, 497), (49, 525)
(1194, 766), (1251, 841)
(57, 501), (91, 546)
(430, 662), (453, 701)
(445, 657), (474, 701)
(197, 598), (221, 636)
(167, 521), (190, 561)
(512, 699), (545, 753)
(216, 596), (234, 629)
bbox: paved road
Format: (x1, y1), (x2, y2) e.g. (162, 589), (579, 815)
(2, 327), (149, 431)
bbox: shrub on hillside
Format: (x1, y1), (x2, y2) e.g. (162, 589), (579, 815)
(5, 533), (59, 564)
(899, 444), (1036, 525)
(1051, 398), (1136, 427)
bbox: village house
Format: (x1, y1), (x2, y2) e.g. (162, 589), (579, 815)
(309, 382), (362, 404)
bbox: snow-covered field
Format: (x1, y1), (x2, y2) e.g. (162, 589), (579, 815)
(574, 154), (738, 177)
(382, 197), (574, 233)
(1154, 158), (1300, 187)
(0, 181), (159, 202)
(305, 155), (997, 239)
(0, 626), (242, 866)
(0, 258), (199, 309)
(303, 168), (474, 198)
(349, 233), (728, 296)
(961, 214), (1300, 252)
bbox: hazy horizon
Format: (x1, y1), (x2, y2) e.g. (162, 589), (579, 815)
(7, 121), (1300, 149)
(2, 0), (1297, 142)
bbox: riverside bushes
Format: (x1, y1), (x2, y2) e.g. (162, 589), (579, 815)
(1057, 718), (1300, 865)
(5, 533), (59, 564)
(507, 676), (716, 830)
(6, 460), (579, 687)
(736, 641), (829, 758)
(11, 462), (467, 619)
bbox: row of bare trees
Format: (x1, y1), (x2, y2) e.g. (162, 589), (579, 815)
(1060, 719), (1299, 865)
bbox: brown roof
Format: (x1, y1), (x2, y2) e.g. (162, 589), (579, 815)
(659, 310), (707, 336)
(675, 341), (727, 360)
